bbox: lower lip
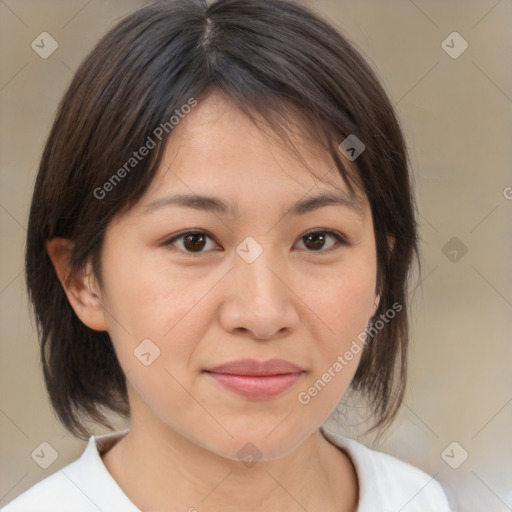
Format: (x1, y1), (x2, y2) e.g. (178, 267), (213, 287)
(206, 372), (303, 399)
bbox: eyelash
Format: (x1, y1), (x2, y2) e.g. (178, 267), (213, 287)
(161, 229), (348, 257)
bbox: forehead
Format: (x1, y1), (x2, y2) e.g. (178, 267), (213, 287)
(142, 90), (368, 217)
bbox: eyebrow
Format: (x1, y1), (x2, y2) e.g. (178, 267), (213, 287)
(142, 190), (364, 217)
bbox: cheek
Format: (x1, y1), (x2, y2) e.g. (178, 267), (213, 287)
(100, 246), (213, 338)
(303, 255), (377, 341)
(295, 256), (376, 401)
(99, 258), (214, 427)
(98, 246), (224, 391)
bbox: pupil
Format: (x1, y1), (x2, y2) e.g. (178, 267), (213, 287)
(305, 233), (325, 250)
(184, 233), (206, 252)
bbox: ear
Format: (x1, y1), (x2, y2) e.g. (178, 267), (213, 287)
(387, 234), (396, 254)
(370, 293), (380, 318)
(370, 234), (394, 317)
(46, 238), (108, 331)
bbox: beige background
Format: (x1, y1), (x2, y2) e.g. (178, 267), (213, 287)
(1, 1), (511, 511)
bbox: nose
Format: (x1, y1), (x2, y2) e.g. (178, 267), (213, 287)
(219, 247), (300, 340)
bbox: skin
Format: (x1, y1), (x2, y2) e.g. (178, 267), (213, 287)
(48, 90), (381, 512)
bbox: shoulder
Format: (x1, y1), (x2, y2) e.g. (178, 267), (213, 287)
(2, 463), (89, 512)
(321, 428), (452, 512)
(2, 431), (138, 512)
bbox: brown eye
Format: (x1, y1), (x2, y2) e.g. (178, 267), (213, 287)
(164, 231), (219, 255)
(182, 233), (207, 252)
(296, 230), (346, 252)
(304, 232), (327, 250)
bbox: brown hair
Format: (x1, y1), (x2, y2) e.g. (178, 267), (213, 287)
(25, 0), (419, 439)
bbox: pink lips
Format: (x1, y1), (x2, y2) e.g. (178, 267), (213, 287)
(205, 359), (305, 399)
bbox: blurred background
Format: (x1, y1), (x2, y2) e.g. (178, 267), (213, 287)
(0, 1), (511, 511)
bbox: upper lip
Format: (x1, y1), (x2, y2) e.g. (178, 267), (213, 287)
(206, 358), (304, 376)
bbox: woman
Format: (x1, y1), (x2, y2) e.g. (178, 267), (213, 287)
(5, 0), (451, 510)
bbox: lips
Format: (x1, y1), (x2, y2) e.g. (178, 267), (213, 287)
(207, 358), (304, 376)
(204, 358), (305, 399)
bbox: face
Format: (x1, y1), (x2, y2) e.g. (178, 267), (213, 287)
(89, 91), (379, 461)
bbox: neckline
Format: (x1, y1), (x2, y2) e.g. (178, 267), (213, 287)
(95, 429), (129, 457)
(90, 427), (362, 510)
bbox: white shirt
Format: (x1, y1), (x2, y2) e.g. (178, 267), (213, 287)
(2, 427), (451, 511)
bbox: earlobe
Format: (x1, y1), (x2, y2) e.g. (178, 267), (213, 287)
(46, 238), (108, 331)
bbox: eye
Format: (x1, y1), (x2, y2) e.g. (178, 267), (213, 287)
(162, 230), (219, 256)
(162, 229), (347, 257)
(295, 230), (347, 253)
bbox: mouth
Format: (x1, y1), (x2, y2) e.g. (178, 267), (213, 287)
(203, 358), (305, 400)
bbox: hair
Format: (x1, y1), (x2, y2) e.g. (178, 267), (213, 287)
(25, 0), (419, 439)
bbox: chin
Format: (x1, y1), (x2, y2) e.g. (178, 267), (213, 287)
(205, 421), (313, 463)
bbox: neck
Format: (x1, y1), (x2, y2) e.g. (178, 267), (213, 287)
(102, 411), (358, 511)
